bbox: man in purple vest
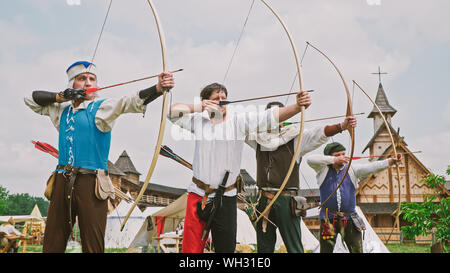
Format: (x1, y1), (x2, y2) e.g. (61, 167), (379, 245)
(24, 61), (174, 252)
(307, 142), (401, 252)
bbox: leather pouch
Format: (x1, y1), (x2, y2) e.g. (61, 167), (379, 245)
(290, 196), (308, 217)
(95, 170), (115, 200)
(44, 172), (56, 201)
(350, 212), (366, 232)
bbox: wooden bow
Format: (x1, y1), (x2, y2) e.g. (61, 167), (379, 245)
(306, 42), (356, 209)
(120, 0), (170, 231)
(353, 80), (402, 243)
(254, 0), (305, 224)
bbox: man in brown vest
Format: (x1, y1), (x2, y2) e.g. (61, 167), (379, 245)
(245, 101), (356, 253)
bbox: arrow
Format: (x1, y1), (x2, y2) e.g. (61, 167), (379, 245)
(159, 145), (193, 170)
(352, 151), (421, 160)
(281, 112), (365, 127)
(32, 141), (58, 159)
(85, 68), (183, 94)
(219, 89), (314, 106)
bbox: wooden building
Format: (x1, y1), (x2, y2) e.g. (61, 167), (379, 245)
(108, 150), (187, 210)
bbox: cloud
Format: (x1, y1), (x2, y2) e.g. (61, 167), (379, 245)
(0, 1), (449, 196)
(407, 131), (450, 178)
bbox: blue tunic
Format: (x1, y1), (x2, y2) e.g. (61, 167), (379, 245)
(57, 100), (111, 171)
(319, 165), (356, 220)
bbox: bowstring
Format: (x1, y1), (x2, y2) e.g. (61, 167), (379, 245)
(84, 0), (123, 227)
(222, 0), (256, 84)
(284, 42), (309, 106)
(89, 0), (113, 67)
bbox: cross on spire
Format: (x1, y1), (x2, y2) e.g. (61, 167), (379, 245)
(372, 66), (388, 83)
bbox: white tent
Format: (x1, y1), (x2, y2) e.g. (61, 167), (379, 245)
(236, 208), (257, 245)
(104, 196), (146, 249)
(128, 206), (162, 249)
(306, 206), (389, 253)
(0, 215), (44, 223)
(131, 193), (320, 252)
(131, 193), (187, 249)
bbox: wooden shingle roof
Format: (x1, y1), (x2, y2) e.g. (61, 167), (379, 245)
(367, 83), (397, 118)
(114, 150), (141, 175)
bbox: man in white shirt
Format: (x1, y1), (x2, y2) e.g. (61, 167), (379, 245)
(169, 82), (311, 253)
(24, 61), (174, 253)
(0, 217), (27, 253)
(306, 142), (401, 252)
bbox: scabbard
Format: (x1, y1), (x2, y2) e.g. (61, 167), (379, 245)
(201, 171), (230, 240)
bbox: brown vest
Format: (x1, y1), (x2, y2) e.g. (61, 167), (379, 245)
(256, 139), (300, 189)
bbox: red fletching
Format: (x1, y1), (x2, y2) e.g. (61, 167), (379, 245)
(85, 88), (99, 94)
(40, 142), (59, 155)
(33, 141), (48, 153)
(32, 140), (59, 159)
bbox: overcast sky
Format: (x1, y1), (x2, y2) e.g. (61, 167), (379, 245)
(1, 0), (449, 197)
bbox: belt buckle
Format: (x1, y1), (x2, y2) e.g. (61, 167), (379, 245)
(336, 212), (345, 218)
(63, 164), (73, 179)
(64, 164), (73, 172)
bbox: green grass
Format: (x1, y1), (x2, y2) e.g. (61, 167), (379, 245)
(386, 244), (430, 253)
(18, 243), (431, 253)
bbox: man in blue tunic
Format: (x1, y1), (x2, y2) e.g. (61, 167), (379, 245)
(306, 142), (401, 253)
(24, 61), (174, 252)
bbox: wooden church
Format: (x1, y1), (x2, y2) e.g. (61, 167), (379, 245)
(304, 77), (449, 244)
(355, 80), (448, 243)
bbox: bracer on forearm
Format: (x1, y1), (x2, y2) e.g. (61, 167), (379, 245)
(32, 91), (58, 106)
(139, 85), (162, 105)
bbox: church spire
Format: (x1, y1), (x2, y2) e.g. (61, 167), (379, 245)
(367, 82), (397, 119)
(367, 67), (397, 134)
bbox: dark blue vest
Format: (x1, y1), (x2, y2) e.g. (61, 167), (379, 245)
(319, 166), (356, 219)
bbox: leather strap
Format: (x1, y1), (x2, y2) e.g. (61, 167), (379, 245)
(57, 164), (98, 239)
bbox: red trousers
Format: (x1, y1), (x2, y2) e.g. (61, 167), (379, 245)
(182, 192), (208, 253)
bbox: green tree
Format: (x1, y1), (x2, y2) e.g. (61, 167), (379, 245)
(400, 166), (450, 253)
(0, 185), (9, 215)
(6, 193), (49, 217)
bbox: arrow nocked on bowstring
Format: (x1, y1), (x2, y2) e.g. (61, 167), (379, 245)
(219, 89), (314, 106)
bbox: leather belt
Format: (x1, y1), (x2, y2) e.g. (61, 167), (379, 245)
(192, 176), (237, 209)
(262, 190), (298, 200)
(57, 164), (98, 175)
(325, 209), (354, 218)
(192, 177), (237, 194)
